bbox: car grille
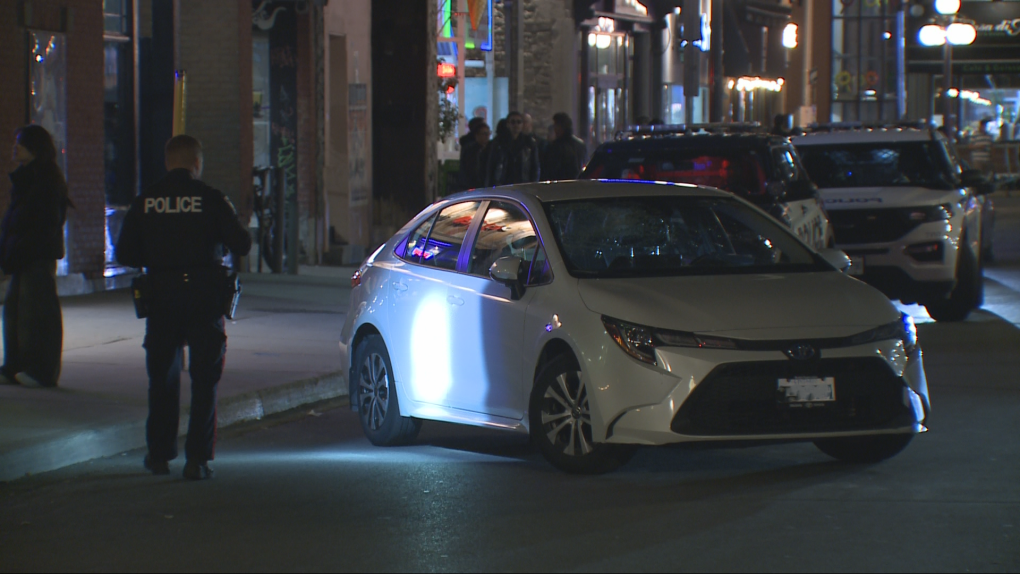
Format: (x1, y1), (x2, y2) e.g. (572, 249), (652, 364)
(671, 358), (912, 436)
(828, 208), (922, 244)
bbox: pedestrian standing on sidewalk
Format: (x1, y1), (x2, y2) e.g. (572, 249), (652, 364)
(0, 125), (73, 388)
(115, 134), (252, 480)
(541, 113), (589, 181)
(485, 111), (540, 186)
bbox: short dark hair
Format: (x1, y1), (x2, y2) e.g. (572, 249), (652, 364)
(467, 117), (486, 133)
(15, 124), (58, 164)
(165, 134), (203, 165)
(552, 112), (573, 134)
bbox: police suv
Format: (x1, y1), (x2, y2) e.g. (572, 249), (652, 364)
(581, 124), (833, 251)
(793, 125), (988, 322)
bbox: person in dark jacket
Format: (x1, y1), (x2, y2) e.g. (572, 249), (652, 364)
(0, 125), (73, 388)
(541, 113), (589, 181)
(115, 134), (252, 480)
(485, 111), (540, 187)
(457, 121), (491, 190)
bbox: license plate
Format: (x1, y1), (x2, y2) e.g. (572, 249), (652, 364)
(778, 377), (836, 404)
(848, 256), (865, 276)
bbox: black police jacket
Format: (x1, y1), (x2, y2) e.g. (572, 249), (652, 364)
(115, 169), (252, 272)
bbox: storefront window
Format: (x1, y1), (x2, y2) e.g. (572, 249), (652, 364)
(103, 0), (136, 276)
(586, 31), (630, 145)
(831, 0), (901, 122)
(28, 30), (69, 276)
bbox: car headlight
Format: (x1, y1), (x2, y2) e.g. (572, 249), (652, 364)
(904, 204), (953, 222)
(850, 313), (917, 353)
(602, 316), (737, 365)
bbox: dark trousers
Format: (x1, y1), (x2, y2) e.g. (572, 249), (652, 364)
(144, 275), (226, 463)
(2, 260), (62, 386)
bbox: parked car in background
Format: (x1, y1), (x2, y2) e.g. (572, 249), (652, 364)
(580, 124), (833, 251)
(793, 124), (989, 322)
(340, 181), (929, 474)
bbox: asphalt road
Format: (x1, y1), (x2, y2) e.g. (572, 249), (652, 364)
(1, 197), (1018, 573)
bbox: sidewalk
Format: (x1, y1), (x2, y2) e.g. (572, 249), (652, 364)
(0, 266), (357, 482)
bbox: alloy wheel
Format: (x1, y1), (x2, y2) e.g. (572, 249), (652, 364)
(540, 370), (593, 456)
(359, 352), (390, 431)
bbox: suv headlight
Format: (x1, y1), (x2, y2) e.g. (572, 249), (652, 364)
(602, 316), (737, 365)
(904, 204), (953, 223)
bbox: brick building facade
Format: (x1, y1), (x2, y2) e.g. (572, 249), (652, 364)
(1, 0), (107, 291)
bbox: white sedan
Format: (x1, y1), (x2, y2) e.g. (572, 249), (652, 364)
(339, 181), (929, 474)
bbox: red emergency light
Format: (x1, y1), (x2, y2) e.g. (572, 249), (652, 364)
(437, 62), (456, 78)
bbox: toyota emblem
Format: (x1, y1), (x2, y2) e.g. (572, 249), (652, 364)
(785, 343), (817, 361)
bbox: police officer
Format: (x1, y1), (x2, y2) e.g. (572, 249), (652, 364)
(115, 134), (252, 480)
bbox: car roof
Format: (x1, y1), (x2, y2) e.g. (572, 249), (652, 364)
(793, 127), (935, 146)
(442, 180), (734, 204)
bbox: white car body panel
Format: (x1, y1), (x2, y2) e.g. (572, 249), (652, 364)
(340, 181), (929, 450)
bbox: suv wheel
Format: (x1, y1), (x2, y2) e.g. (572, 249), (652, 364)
(353, 335), (422, 446)
(925, 239), (982, 322)
(814, 434), (914, 463)
(529, 354), (636, 474)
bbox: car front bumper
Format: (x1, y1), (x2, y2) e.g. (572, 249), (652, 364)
(597, 342), (928, 446)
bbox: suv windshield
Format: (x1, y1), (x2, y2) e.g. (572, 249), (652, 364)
(582, 148), (769, 199)
(798, 141), (956, 190)
(543, 195), (827, 278)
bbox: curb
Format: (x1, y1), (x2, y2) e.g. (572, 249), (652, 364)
(0, 370), (348, 483)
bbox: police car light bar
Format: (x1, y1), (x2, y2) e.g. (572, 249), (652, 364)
(806, 120), (931, 133)
(617, 122), (763, 139)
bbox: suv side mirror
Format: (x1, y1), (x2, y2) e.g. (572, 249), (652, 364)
(489, 256), (526, 299)
(818, 248), (851, 273)
(785, 178), (818, 201)
(960, 168), (987, 188)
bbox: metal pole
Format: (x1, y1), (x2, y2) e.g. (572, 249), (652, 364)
(273, 166), (285, 274)
(943, 41), (953, 141)
(710, 0), (725, 123)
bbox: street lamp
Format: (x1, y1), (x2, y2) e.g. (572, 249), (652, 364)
(917, 3), (976, 141)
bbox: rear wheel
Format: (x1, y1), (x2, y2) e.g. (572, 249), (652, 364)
(353, 335), (421, 446)
(814, 434), (913, 463)
(925, 239), (982, 322)
(529, 354), (636, 474)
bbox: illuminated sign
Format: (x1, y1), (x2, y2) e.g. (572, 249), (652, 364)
(437, 62), (456, 77)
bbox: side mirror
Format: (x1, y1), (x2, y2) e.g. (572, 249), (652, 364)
(489, 256), (526, 299)
(960, 168), (987, 187)
(785, 178), (818, 201)
(818, 248), (851, 273)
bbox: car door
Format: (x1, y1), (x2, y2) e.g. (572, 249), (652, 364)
(773, 145), (830, 250)
(442, 200), (545, 419)
(387, 201), (482, 407)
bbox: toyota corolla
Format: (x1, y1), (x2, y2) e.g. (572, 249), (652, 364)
(339, 181), (929, 474)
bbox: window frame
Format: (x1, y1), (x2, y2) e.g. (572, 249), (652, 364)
(464, 199), (554, 287)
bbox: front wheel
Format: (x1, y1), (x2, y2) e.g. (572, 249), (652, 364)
(925, 240), (983, 322)
(814, 434), (913, 463)
(529, 354), (636, 474)
(353, 335), (422, 446)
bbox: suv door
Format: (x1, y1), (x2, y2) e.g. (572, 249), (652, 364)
(771, 145), (832, 250)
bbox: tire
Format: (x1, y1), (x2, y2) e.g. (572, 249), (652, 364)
(353, 335), (422, 446)
(814, 433), (914, 463)
(529, 354), (636, 474)
(925, 240), (983, 322)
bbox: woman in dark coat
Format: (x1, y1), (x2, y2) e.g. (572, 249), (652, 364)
(1, 125), (72, 388)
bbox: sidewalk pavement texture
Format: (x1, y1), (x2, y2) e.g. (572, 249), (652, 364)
(0, 265), (357, 482)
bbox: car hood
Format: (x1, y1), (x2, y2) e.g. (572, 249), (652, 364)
(819, 186), (964, 210)
(576, 272), (898, 337)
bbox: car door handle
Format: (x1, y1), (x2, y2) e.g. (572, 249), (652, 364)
(447, 295), (464, 306)
(392, 282), (408, 292)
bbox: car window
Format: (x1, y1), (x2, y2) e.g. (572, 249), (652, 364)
(423, 201), (481, 271)
(396, 213), (437, 263)
(583, 149), (769, 198)
(468, 201), (540, 277)
(544, 195), (827, 278)
(772, 147), (799, 182)
(797, 142), (956, 190)
(527, 244), (553, 286)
